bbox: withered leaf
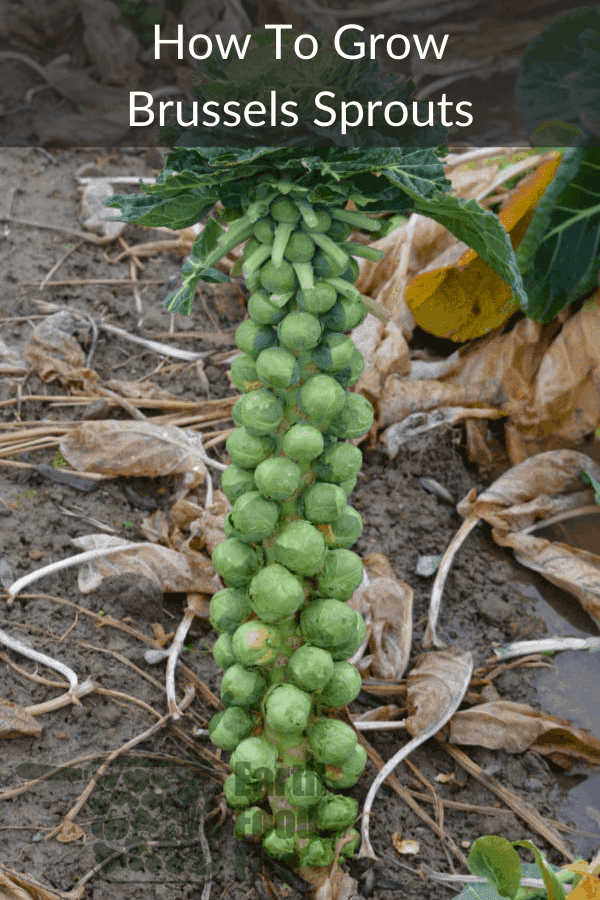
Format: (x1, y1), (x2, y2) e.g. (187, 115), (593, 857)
(406, 650), (473, 738)
(0, 701), (42, 739)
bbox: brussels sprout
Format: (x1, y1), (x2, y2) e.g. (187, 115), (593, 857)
(249, 564), (305, 623)
(322, 296), (367, 331)
(329, 610), (367, 661)
(260, 259), (297, 294)
(226, 428), (274, 470)
(242, 237), (261, 260)
(299, 375), (345, 424)
(333, 347), (365, 388)
(303, 483), (347, 524)
(209, 707), (254, 751)
(232, 619), (281, 667)
(317, 793), (358, 831)
(339, 257), (360, 283)
(278, 311), (322, 351)
(300, 208), (332, 233)
(212, 539), (262, 587)
(233, 390), (284, 436)
(221, 664), (266, 709)
(230, 735), (278, 781)
(327, 219), (353, 241)
(254, 457), (302, 502)
(235, 320), (277, 357)
(282, 424), (324, 462)
(315, 442), (362, 484)
(322, 506), (364, 549)
(313, 248), (348, 279)
(338, 828), (360, 858)
(233, 807), (273, 841)
(288, 644), (334, 692)
(308, 718), (358, 765)
(230, 353), (260, 392)
(313, 334), (356, 372)
(271, 197), (300, 224)
(327, 393), (374, 440)
(339, 475), (358, 498)
(317, 549), (363, 600)
(253, 218), (274, 244)
(263, 829), (296, 859)
(273, 520), (326, 576)
(224, 772), (266, 808)
(255, 347), (299, 388)
(299, 836), (335, 868)
(297, 282), (338, 314)
(212, 631), (237, 669)
(324, 744), (367, 789)
(209, 587), (252, 633)
(264, 683), (312, 734)
(284, 769), (325, 809)
(221, 464), (256, 505)
(317, 661), (362, 707)
(230, 491), (279, 542)
(248, 292), (289, 325)
(300, 599), (359, 650)
(284, 231), (316, 263)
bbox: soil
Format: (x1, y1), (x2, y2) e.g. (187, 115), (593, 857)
(0, 147), (599, 900)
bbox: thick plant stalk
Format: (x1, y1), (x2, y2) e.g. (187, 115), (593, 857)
(207, 188), (375, 876)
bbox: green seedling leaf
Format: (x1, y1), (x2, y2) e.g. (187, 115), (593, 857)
(468, 836), (523, 899)
(582, 470), (600, 504)
(513, 842), (567, 900)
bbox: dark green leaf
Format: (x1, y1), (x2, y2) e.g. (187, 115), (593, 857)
(582, 470), (600, 503)
(468, 836), (522, 899)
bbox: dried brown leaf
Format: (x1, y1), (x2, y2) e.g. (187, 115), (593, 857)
(379, 376), (503, 430)
(55, 821), (86, 844)
(312, 867), (358, 900)
(0, 701), (42, 739)
(406, 650), (473, 737)
(24, 311), (97, 387)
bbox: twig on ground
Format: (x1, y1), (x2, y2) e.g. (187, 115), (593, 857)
(39, 242), (82, 291)
(165, 606), (196, 719)
(424, 517), (479, 649)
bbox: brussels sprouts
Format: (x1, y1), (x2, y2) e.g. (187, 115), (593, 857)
(212, 539), (262, 587)
(263, 829), (296, 859)
(221, 664), (266, 708)
(209, 707), (254, 751)
(233, 807), (273, 841)
(327, 219), (353, 241)
(315, 442), (362, 484)
(209, 587), (252, 633)
(260, 259), (297, 294)
(254, 457), (302, 502)
(273, 520), (327, 576)
(300, 599), (359, 650)
(297, 282), (338, 314)
(288, 645), (334, 692)
(249, 564), (305, 623)
(278, 311), (322, 351)
(300, 208), (332, 233)
(325, 507), (364, 549)
(248, 292), (289, 325)
(329, 610), (367, 661)
(299, 836), (335, 868)
(299, 375), (345, 424)
(232, 619), (282, 667)
(212, 631), (237, 670)
(338, 828), (360, 858)
(230, 735), (279, 781)
(313, 334), (356, 372)
(243, 237), (261, 260)
(230, 353), (260, 392)
(253, 218), (275, 244)
(282, 424), (324, 462)
(308, 719), (358, 765)
(226, 428), (274, 470)
(322, 296), (367, 331)
(221, 464), (256, 504)
(317, 661), (362, 708)
(264, 683), (312, 734)
(284, 769), (325, 809)
(233, 390), (284, 436)
(324, 744), (367, 789)
(333, 347), (365, 388)
(235, 320), (277, 357)
(224, 772), (266, 807)
(317, 550), (364, 600)
(339, 475), (358, 498)
(313, 248), (348, 279)
(271, 197), (301, 224)
(230, 491), (279, 542)
(284, 231), (316, 263)
(317, 794), (359, 831)
(327, 393), (374, 440)
(303, 483), (347, 524)
(255, 347), (299, 388)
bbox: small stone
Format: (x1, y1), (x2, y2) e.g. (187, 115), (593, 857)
(415, 554), (442, 577)
(82, 398), (110, 420)
(28, 549), (44, 560)
(523, 777), (543, 791)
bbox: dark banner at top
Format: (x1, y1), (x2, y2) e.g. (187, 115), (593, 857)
(0, 0), (598, 148)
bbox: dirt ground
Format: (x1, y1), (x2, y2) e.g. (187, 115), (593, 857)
(1, 147), (599, 900)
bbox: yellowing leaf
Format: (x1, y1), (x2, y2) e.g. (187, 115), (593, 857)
(568, 875), (600, 899)
(405, 153), (563, 341)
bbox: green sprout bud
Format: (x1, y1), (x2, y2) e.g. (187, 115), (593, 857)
(301, 208), (332, 233)
(340, 257), (360, 283)
(297, 282), (338, 314)
(232, 390), (284, 436)
(209, 587), (252, 633)
(224, 772), (266, 808)
(313, 248), (348, 278)
(323, 506), (364, 549)
(282, 424), (324, 462)
(313, 334), (356, 372)
(327, 220), (353, 241)
(242, 237), (261, 260)
(327, 393), (374, 440)
(249, 564), (305, 623)
(284, 769), (325, 809)
(303, 483), (347, 524)
(263, 830), (296, 860)
(254, 457), (302, 502)
(299, 836), (335, 869)
(264, 683), (312, 734)
(317, 793), (358, 831)
(317, 661), (362, 708)
(288, 644), (334, 692)
(253, 218), (274, 244)
(209, 707), (254, 751)
(315, 442), (362, 484)
(226, 428), (274, 470)
(255, 347), (299, 388)
(339, 475), (358, 498)
(260, 259), (297, 294)
(308, 719), (358, 765)
(232, 619), (282, 667)
(233, 807), (273, 841)
(212, 631), (236, 669)
(333, 347), (365, 388)
(273, 520), (326, 576)
(221, 664), (266, 709)
(330, 610), (367, 661)
(300, 599), (359, 650)
(278, 311), (322, 351)
(338, 828), (360, 858)
(271, 197), (301, 224)
(299, 375), (345, 424)
(324, 744), (367, 789)
(230, 353), (260, 392)
(230, 491), (279, 542)
(284, 232), (316, 263)
(221, 464), (256, 504)
(230, 736), (278, 781)
(317, 549), (363, 600)
(248, 292), (289, 325)
(235, 320), (277, 357)
(323, 296), (367, 331)
(212, 539), (262, 587)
